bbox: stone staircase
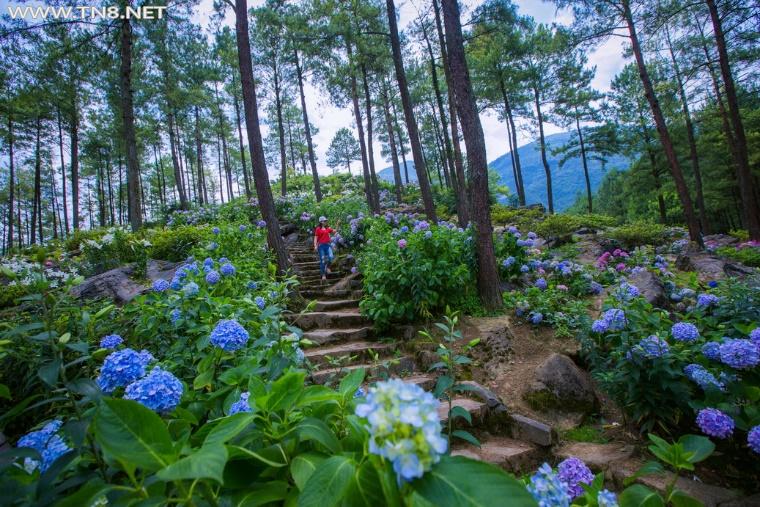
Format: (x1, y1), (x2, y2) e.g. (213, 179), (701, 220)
(285, 238), (552, 475)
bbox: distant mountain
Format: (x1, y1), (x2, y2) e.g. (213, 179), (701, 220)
(377, 131), (632, 211)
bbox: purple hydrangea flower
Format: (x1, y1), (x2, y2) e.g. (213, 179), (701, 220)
(124, 367), (183, 414)
(210, 319), (250, 352)
(589, 281), (603, 295)
(206, 270), (220, 285)
(534, 278), (548, 290)
(719, 339), (760, 369)
(97, 348), (154, 394)
(100, 334), (123, 350)
(696, 294), (720, 308)
(684, 364), (724, 391)
(257, 220), (267, 228)
(557, 457), (594, 499)
(229, 392), (252, 415)
(750, 328), (760, 349)
(220, 263), (236, 276)
(748, 426), (760, 454)
(398, 239), (407, 249)
(152, 279), (170, 292)
(671, 322), (700, 342)
(503, 256), (516, 268)
(696, 408), (734, 439)
(17, 420), (71, 473)
(527, 231), (537, 240)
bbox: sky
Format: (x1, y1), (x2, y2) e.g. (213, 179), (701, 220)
(1, 0), (628, 178)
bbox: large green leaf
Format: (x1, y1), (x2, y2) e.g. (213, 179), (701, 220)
(204, 413), (255, 447)
(264, 371), (306, 412)
(295, 418), (341, 454)
(291, 452), (327, 491)
(679, 435), (715, 464)
(344, 460), (386, 507)
(338, 368), (365, 397)
(297, 455), (355, 507)
(409, 455), (535, 507)
(156, 444), (227, 483)
(232, 481), (290, 506)
(668, 489), (704, 507)
(619, 484), (666, 507)
(93, 398), (176, 472)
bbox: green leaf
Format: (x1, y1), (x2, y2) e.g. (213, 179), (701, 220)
(619, 484), (666, 507)
(451, 430), (480, 447)
(204, 413), (255, 447)
(295, 417), (341, 454)
(624, 461), (665, 486)
(297, 455), (355, 507)
(291, 452), (326, 491)
(299, 385), (341, 406)
(345, 459), (386, 506)
(410, 455), (535, 507)
(0, 384), (10, 400)
(434, 376), (454, 398)
(450, 406), (472, 425)
(668, 489), (704, 507)
(38, 360), (61, 387)
(232, 481), (290, 506)
(338, 368), (365, 397)
(264, 371), (306, 412)
(193, 369), (215, 390)
(54, 479), (111, 507)
(227, 445), (288, 468)
(93, 398), (176, 472)
(156, 444), (227, 483)
(678, 435), (715, 464)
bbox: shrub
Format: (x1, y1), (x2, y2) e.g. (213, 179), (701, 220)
(80, 228), (149, 275)
(490, 205), (545, 231)
(149, 226), (208, 262)
(358, 219), (476, 327)
(607, 221), (668, 247)
(716, 245), (760, 267)
(535, 213), (616, 238)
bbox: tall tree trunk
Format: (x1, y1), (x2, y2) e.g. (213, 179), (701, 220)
(234, 0), (288, 274)
(574, 113), (592, 213)
(273, 66), (288, 197)
(499, 77), (525, 205)
(293, 49), (322, 201)
(433, 0), (469, 224)
(31, 116), (42, 244)
(533, 86), (554, 214)
(705, 0), (760, 240)
(386, 0), (437, 221)
(96, 153), (106, 227)
(56, 107), (69, 234)
(118, 152), (124, 225)
(361, 64), (381, 213)
(106, 154), (115, 224)
(441, 0), (500, 309)
(194, 105), (206, 205)
(70, 97), (80, 229)
(49, 160), (60, 239)
(6, 114), (14, 250)
(346, 41), (377, 214)
(390, 98), (410, 184)
(623, 0), (700, 244)
(232, 83), (252, 198)
(167, 112), (188, 208)
(119, 12), (142, 231)
(665, 25), (708, 233)
(153, 145), (166, 208)
(382, 82), (404, 203)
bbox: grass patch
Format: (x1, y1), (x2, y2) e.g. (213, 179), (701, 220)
(562, 424), (609, 444)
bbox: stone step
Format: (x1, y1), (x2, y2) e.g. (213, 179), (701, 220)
(300, 289), (361, 300)
(299, 272), (344, 282)
(438, 398), (489, 427)
(451, 437), (543, 475)
(302, 326), (372, 345)
(310, 356), (416, 384)
(292, 261), (320, 268)
(288, 310), (368, 330)
(313, 299), (361, 311)
(304, 340), (394, 365)
(397, 373), (437, 391)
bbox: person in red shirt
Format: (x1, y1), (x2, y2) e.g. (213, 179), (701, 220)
(314, 216), (336, 281)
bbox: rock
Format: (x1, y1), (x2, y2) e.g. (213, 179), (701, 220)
(326, 271), (361, 293)
(525, 353), (597, 414)
(70, 265), (146, 304)
(554, 442), (634, 472)
(703, 234), (739, 249)
(283, 232), (300, 246)
(676, 246), (756, 283)
(628, 269), (665, 306)
(459, 381), (508, 414)
(146, 259), (181, 282)
(719, 493), (760, 506)
(472, 321), (513, 372)
(279, 223), (297, 236)
(509, 413), (553, 447)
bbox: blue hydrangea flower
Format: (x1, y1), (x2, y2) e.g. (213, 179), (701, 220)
(247, 281), (258, 290)
(100, 334), (123, 350)
(400, 225), (409, 233)
(591, 319), (609, 333)
(516, 239), (534, 247)
(589, 281), (603, 295)
(684, 364), (724, 391)
(592, 308), (627, 334)
(529, 312), (544, 325)
(671, 322), (699, 342)
(203, 257), (214, 268)
(210, 319), (250, 351)
(170, 309), (181, 324)
(719, 339), (760, 369)
(219, 257), (229, 263)
(220, 263), (236, 276)
(152, 279), (170, 292)
(17, 420), (71, 473)
(696, 294), (720, 308)
(424, 230), (432, 239)
(212, 227), (220, 235)
(97, 348), (154, 394)
(750, 328), (760, 349)
(355, 379), (447, 483)
(748, 426), (760, 454)
(535, 278), (548, 290)
(502, 256), (515, 268)
(239, 225), (247, 232)
(208, 242), (219, 251)
(520, 264), (530, 273)
(696, 408), (734, 439)
(413, 220), (429, 232)
(708, 280), (718, 288)
(183, 281), (199, 297)
(702, 342), (721, 361)
(629, 336), (669, 359)
(508, 226), (518, 234)
(615, 281), (640, 301)
(354, 387), (366, 398)
(255, 296), (266, 310)
(206, 270), (221, 285)
(229, 392), (252, 415)
(598, 490), (618, 507)
(124, 367), (183, 414)
(557, 457), (593, 499)
(527, 231), (537, 240)
(169, 277), (182, 291)
(527, 463), (571, 507)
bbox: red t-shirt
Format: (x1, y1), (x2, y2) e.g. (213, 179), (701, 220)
(315, 226), (334, 244)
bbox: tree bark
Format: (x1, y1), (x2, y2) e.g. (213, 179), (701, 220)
(70, 97), (80, 229)
(232, 82), (252, 198)
(533, 86), (554, 214)
(574, 113), (592, 213)
(623, 0), (700, 244)
(56, 107), (69, 234)
(705, 0), (760, 240)
(381, 82), (404, 203)
(386, 0), (437, 221)
(31, 116), (42, 244)
(293, 50), (322, 201)
(499, 77), (525, 206)
(441, 0), (501, 310)
(234, 0), (288, 274)
(6, 115), (14, 250)
(167, 111), (188, 208)
(194, 105), (206, 205)
(361, 64), (381, 213)
(390, 98), (410, 184)
(119, 12), (142, 231)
